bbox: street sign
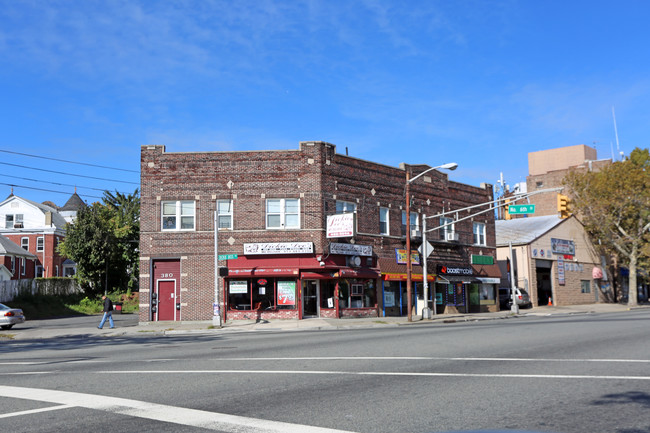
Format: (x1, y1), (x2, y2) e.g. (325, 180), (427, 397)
(418, 241), (434, 258)
(508, 204), (536, 214)
(217, 254), (238, 260)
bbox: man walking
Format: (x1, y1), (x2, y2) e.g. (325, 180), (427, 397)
(98, 295), (115, 329)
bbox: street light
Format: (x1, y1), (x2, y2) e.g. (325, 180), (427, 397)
(405, 162), (458, 322)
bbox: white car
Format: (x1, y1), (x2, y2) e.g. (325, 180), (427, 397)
(0, 303), (26, 330)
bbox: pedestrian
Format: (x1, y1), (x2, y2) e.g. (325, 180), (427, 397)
(98, 295), (115, 329)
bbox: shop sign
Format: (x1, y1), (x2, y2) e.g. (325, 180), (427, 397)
(257, 279), (267, 286)
(557, 256), (565, 285)
(384, 292), (396, 307)
(395, 249), (421, 265)
(244, 242), (313, 255)
(330, 243), (372, 256)
(229, 280), (248, 294)
(277, 281), (296, 305)
(437, 264), (473, 276)
(326, 213), (356, 238)
(551, 238), (575, 256)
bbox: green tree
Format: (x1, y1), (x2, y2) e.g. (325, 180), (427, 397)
(59, 189), (140, 294)
(564, 148), (650, 306)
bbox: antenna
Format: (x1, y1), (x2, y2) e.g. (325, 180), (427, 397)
(612, 107), (621, 161)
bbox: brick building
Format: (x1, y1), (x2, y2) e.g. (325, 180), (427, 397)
(139, 141), (502, 323)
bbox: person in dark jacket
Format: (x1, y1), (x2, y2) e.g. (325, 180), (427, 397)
(98, 295), (115, 329)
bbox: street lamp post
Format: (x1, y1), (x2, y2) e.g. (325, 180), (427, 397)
(405, 162), (458, 322)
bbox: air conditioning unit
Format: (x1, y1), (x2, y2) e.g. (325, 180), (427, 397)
(347, 255), (362, 267)
(410, 229), (422, 239)
(445, 232), (459, 242)
(13, 223), (24, 228)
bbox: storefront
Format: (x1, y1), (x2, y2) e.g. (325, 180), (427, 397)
(378, 256), (436, 317)
(435, 263), (500, 313)
(224, 242), (379, 321)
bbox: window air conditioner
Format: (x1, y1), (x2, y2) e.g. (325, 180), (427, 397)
(445, 232), (459, 242)
(410, 229), (422, 239)
(13, 223), (24, 228)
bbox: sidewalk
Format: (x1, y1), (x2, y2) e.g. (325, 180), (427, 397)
(1, 303), (647, 340)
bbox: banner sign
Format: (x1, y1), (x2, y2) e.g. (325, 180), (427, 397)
(395, 249), (421, 265)
(330, 243), (372, 256)
(557, 257), (565, 285)
(326, 213), (355, 238)
(229, 280), (248, 294)
(551, 238), (575, 256)
(277, 281), (296, 305)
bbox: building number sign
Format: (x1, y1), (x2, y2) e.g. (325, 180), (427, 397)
(161, 273), (174, 278)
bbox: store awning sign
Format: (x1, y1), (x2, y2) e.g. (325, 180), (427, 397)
(551, 238), (575, 256)
(244, 242), (313, 255)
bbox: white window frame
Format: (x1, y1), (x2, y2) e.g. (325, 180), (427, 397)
(440, 216), (455, 240)
(336, 200), (357, 214)
(473, 222), (486, 246)
(161, 200), (195, 231)
(266, 198), (300, 229)
(20, 258), (25, 276)
(217, 199), (233, 229)
(401, 211), (419, 231)
(37, 236), (44, 252)
(379, 207), (390, 235)
(5, 214), (23, 229)
(21, 237), (29, 251)
(10, 257), (15, 274)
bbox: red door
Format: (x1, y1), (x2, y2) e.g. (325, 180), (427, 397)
(157, 280), (176, 321)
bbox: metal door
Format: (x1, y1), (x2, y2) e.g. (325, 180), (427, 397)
(157, 280), (176, 321)
(302, 280), (319, 317)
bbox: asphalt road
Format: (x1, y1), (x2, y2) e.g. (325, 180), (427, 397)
(1, 309), (649, 433)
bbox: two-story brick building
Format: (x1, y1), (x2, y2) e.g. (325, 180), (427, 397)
(140, 141), (501, 323)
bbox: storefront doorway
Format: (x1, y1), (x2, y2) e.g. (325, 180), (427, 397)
(302, 280), (320, 317)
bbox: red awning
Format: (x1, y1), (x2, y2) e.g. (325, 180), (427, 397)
(300, 271), (336, 280)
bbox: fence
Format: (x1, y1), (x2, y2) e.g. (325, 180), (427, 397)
(0, 278), (83, 303)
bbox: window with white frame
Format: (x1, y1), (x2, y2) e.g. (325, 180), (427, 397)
(37, 236), (44, 252)
(266, 198), (300, 229)
(336, 200), (357, 214)
(21, 237), (29, 251)
(20, 258), (25, 275)
(161, 200), (195, 231)
(401, 211), (419, 233)
(5, 214), (24, 228)
(439, 216), (455, 240)
(217, 199), (233, 229)
(379, 207), (390, 235)
(473, 222), (486, 245)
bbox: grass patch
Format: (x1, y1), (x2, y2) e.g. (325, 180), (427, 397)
(8, 292), (140, 320)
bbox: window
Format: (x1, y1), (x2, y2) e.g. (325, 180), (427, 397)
(379, 207), (390, 235)
(10, 257), (15, 274)
(266, 198), (300, 229)
(473, 222), (486, 245)
(228, 278), (297, 311)
(581, 280), (591, 293)
(336, 200), (357, 214)
(37, 237), (44, 252)
(36, 266), (43, 278)
(5, 214), (23, 228)
(217, 199), (233, 229)
(338, 279), (376, 308)
(21, 237), (29, 251)
(161, 201), (195, 231)
(439, 216), (455, 240)
(20, 258), (25, 276)
(401, 211), (419, 233)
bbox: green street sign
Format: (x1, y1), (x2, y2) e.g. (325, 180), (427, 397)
(218, 254), (238, 260)
(508, 204), (536, 214)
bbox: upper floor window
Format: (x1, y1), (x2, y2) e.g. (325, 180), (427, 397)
(336, 200), (357, 214)
(439, 216), (455, 240)
(37, 237), (44, 252)
(5, 214), (24, 228)
(21, 237), (29, 251)
(161, 200), (195, 231)
(379, 207), (390, 235)
(401, 211), (419, 232)
(266, 198), (300, 229)
(473, 222), (486, 246)
(217, 199), (233, 229)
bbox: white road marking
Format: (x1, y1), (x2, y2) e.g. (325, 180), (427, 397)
(0, 404), (73, 419)
(105, 369), (650, 381)
(214, 356), (650, 363)
(0, 385), (355, 433)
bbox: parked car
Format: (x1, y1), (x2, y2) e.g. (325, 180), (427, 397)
(0, 302), (26, 330)
(498, 288), (532, 309)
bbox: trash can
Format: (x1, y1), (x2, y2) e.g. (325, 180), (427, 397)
(114, 302), (123, 314)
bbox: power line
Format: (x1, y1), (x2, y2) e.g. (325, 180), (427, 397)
(6, 174), (127, 193)
(0, 161), (139, 185)
(0, 149), (139, 173)
(0, 182), (103, 200)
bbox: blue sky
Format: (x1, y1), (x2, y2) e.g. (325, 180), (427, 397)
(1, 0), (648, 206)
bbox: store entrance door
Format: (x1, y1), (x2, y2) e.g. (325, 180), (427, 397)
(302, 280), (320, 318)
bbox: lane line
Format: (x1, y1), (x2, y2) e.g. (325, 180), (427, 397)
(213, 356), (650, 363)
(0, 385), (355, 433)
(103, 370), (650, 381)
(0, 404), (73, 419)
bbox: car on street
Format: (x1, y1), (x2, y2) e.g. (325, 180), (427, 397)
(499, 287), (532, 309)
(0, 302), (26, 330)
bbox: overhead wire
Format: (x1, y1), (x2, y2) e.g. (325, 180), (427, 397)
(0, 149), (139, 173)
(0, 161), (139, 185)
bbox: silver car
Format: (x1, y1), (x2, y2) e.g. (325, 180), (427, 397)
(499, 288), (532, 309)
(0, 302), (26, 330)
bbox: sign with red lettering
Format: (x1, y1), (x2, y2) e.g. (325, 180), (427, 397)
(277, 281), (296, 305)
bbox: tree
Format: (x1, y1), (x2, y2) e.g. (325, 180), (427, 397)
(59, 189), (140, 295)
(564, 148), (650, 306)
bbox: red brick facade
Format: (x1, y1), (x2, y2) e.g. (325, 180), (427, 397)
(140, 142), (500, 322)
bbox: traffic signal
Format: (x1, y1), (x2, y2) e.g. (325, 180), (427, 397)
(557, 194), (571, 218)
(504, 199), (511, 220)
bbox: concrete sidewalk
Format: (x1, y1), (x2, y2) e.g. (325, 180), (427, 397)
(1, 302), (647, 340)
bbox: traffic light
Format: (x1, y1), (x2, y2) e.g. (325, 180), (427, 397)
(557, 194), (571, 218)
(504, 199), (511, 220)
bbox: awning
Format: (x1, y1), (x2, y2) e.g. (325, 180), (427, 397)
(336, 268), (380, 279)
(381, 273), (436, 282)
(300, 271), (336, 280)
(471, 263), (502, 279)
(227, 267), (300, 277)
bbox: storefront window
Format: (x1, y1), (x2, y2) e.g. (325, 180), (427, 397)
(441, 282), (465, 306)
(339, 279), (376, 308)
(479, 284), (495, 304)
(320, 280), (337, 309)
(228, 278), (298, 311)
